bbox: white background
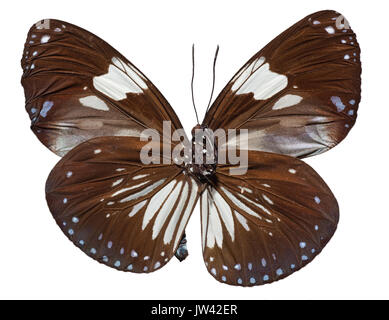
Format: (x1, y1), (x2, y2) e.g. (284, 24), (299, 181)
(1, 0), (387, 299)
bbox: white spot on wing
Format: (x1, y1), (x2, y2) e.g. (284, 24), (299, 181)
(206, 192), (224, 249)
(331, 96), (346, 112)
(119, 179), (165, 203)
(133, 174), (149, 180)
(142, 180), (176, 230)
(152, 181), (183, 240)
(272, 94), (303, 110)
(262, 194), (273, 205)
(164, 182), (189, 245)
(173, 179), (198, 249)
(232, 57), (287, 100)
(238, 186), (252, 194)
(93, 57), (147, 101)
(325, 26), (335, 34)
(40, 101), (54, 117)
(221, 187), (262, 220)
(79, 96), (109, 111)
(239, 192), (272, 217)
(201, 190), (208, 250)
(112, 178), (124, 187)
(41, 35), (50, 43)
(212, 189), (235, 242)
(128, 200), (147, 217)
(234, 211), (250, 231)
(112, 180), (150, 197)
(72, 217), (79, 223)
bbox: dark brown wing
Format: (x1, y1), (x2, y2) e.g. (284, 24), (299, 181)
(201, 150), (338, 286)
(46, 136), (200, 272)
(203, 10), (361, 158)
(21, 19), (183, 156)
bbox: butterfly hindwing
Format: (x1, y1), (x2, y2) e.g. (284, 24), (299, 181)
(204, 10), (361, 158)
(201, 151), (338, 286)
(46, 136), (200, 272)
(21, 19), (183, 156)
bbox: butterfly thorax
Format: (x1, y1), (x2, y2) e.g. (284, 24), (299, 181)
(188, 124), (217, 183)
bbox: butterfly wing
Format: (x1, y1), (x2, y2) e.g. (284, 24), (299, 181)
(201, 150), (338, 286)
(21, 19), (183, 156)
(203, 10), (361, 158)
(46, 136), (199, 272)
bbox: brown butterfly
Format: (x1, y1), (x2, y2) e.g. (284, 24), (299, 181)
(21, 10), (361, 286)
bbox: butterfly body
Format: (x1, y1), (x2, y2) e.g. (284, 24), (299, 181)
(189, 124), (218, 183)
(21, 10), (361, 286)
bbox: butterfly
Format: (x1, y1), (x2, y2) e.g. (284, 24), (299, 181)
(21, 10), (361, 286)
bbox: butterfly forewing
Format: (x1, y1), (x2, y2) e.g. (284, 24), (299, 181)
(204, 10), (361, 158)
(21, 19), (183, 156)
(46, 136), (200, 272)
(201, 151), (338, 286)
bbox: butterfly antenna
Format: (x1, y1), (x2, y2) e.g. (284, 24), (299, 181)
(191, 44), (200, 124)
(205, 45), (219, 114)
